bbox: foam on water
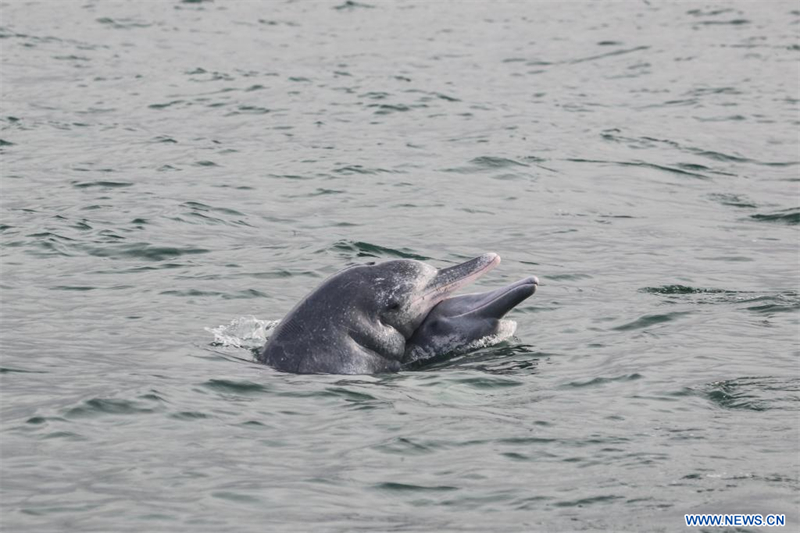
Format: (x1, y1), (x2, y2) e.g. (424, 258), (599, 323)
(205, 316), (280, 349)
(462, 319), (518, 352)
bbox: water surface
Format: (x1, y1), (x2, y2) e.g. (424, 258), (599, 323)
(1, 1), (798, 531)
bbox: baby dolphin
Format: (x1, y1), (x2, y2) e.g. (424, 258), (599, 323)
(404, 276), (539, 366)
(259, 253), (501, 374)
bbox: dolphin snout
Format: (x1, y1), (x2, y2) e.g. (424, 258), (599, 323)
(520, 275), (539, 293)
(422, 253), (501, 303)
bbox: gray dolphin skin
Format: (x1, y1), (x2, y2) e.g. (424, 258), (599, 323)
(403, 276), (539, 366)
(259, 253), (501, 374)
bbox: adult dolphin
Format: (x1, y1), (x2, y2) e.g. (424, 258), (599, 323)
(403, 276), (539, 367)
(259, 253), (501, 374)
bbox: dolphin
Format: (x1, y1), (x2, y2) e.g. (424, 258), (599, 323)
(259, 253), (501, 374)
(403, 276), (539, 367)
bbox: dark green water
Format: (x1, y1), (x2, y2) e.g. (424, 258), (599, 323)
(1, 1), (798, 531)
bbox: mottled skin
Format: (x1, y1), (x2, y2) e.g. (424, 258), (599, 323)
(404, 276), (539, 366)
(259, 253), (500, 374)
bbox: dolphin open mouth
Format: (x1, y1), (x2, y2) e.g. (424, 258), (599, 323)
(403, 274), (538, 368)
(418, 253), (501, 304)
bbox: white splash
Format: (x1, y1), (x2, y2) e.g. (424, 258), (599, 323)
(205, 316), (280, 349)
(462, 319), (518, 352)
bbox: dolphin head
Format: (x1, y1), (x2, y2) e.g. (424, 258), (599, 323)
(261, 252), (506, 374)
(403, 275), (539, 366)
(350, 253), (501, 339)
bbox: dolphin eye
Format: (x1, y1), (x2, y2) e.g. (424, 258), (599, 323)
(387, 301), (401, 311)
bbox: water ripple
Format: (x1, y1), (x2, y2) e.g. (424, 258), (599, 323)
(83, 243), (210, 261)
(64, 398), (158, 418)
(374, 482), (458, 493)
(750, 208), (800, 225)
(640, 285), (731, 295)
(328, 240), (429, 260)
(444, 156), (529, 174)
(613, 312), (692, 331)
(201, 379), (272, 395)
(702, 377), (800, 411)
